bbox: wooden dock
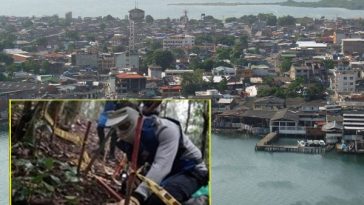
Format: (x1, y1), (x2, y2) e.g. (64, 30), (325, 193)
(256, 132), (278, 147)
(256, 132), (326, 154)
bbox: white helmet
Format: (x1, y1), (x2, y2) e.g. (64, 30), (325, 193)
(105, 106), (140, 143)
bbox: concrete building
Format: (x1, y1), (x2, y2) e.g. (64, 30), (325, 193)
(115, 72), (146, 94)
(72, 52), (98, 67)
(65, 11), (72, 25)
(342, 39), (364, 55)
(114, 52), (139, 70)
(212, 66), (236, 77)
(341, 111), (364, 153)
(98, 53), (115, 73)
(332, 66), (358, 93)
(148, 65), (163, 80)
(163, 34), (195, 49)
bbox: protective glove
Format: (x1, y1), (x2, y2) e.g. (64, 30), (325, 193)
(115, 196), (140, 205)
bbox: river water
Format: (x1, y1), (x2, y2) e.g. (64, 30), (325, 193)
(0, 0), (363, 19)
(0, 129), (9, 205)
(212, 133), (364, 205)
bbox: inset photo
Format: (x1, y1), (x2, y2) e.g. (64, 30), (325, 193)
(11, 99), (210, 205)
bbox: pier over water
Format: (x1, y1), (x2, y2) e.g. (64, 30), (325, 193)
(256, 132), (326, 154)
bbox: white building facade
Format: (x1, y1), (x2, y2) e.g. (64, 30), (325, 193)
(163, 34), (195, 49)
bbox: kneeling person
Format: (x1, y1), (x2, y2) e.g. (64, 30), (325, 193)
(105, 106), (208, 205)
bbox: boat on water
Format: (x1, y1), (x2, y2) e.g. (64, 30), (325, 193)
(298, 140), (325, 147)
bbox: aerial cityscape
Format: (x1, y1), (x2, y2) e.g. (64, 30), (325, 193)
(1, 0), (364, 204)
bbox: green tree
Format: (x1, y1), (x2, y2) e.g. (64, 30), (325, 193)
(323, 59), (335, 70)
(22, 19), (33, 28)
(216, 35), (235, 46)
(41, 61), (52, 74)
(103, 14), (115, 21)
(36, 37), (48, 47)
(171, 48), (185, 59)
(153, 50), (175, 70)
(217, 76), (228, 92)
(238, 35), (249, 50)
(65, 30), (80, 41)
(146, 15), (154, 24)
(305, 83), (324, 101)
(280, 57), (293, 72)
(239, 15), (257, 26)
(258, 13), (277, 26)
(181, 69), (207, 96)
(216, 48), (232, 61)
(225, 17), (237, 23)
(0, 33), (16, 50)
(278, 15), (296, 26)
(0, 52), (14, 65)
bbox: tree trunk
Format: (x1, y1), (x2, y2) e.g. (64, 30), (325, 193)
(200, 101), (209, 159)
(14, 101), (33, 140)
(184, 101), (192, 134)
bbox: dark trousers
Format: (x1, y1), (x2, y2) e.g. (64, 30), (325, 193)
(97, 126), (117, 158)
(144, 170), (207, 205)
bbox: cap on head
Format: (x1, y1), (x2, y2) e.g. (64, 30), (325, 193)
(142, 100), (162, 116)
(105, 106), (140, 143)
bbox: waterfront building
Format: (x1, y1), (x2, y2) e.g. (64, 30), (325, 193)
(322, 121), (343, 144)
(341, 111), (364, 153)
(253, 96), (285, 111)
(270, 109), (304, 135)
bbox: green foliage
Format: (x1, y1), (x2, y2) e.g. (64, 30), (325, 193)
(323, 59), (335, 70)
(153, 49), (175, 70)
(216, 48), (232, 61)
(259, 78), (305, 98)
(171, 48), (185, 59)
(36, 37), (48, 47)
(145, 39), (162, 50)
(181, 69), (207, 96)
(239, 15), (258, 25)
(103, 14), (115, 21)
(280, 57), (293, 72)
(65, 30), (80, 41)
(0, 52), (14, 65)
(225, 17), (237, 23)
(216, 35), (235, 46)
(278, 15), (296, 26)
(146, 15), (154, 24)
(0, 33), (16, 50)
(258, 13), (277, 26)
(305, 83), (325, 100)
(22, 19), (33, 28)
(195, 34), (214, 45)
(217, 76), (228, 92)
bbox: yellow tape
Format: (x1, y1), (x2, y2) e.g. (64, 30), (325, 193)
(136, 173), (181, 205)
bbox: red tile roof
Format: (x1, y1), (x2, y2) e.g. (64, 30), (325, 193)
(116, 73), (145, 79)
(160, 85), (182, 91)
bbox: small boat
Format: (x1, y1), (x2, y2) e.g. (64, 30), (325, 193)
(319, 140), (326, 146)
(313, 140), (319, 145)
(307, 140), (313, 146)
(297, 140), (306, 147)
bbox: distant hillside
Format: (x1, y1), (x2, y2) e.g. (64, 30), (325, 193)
(169, 0), (364, 10)
(280, 0), (364, 10)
